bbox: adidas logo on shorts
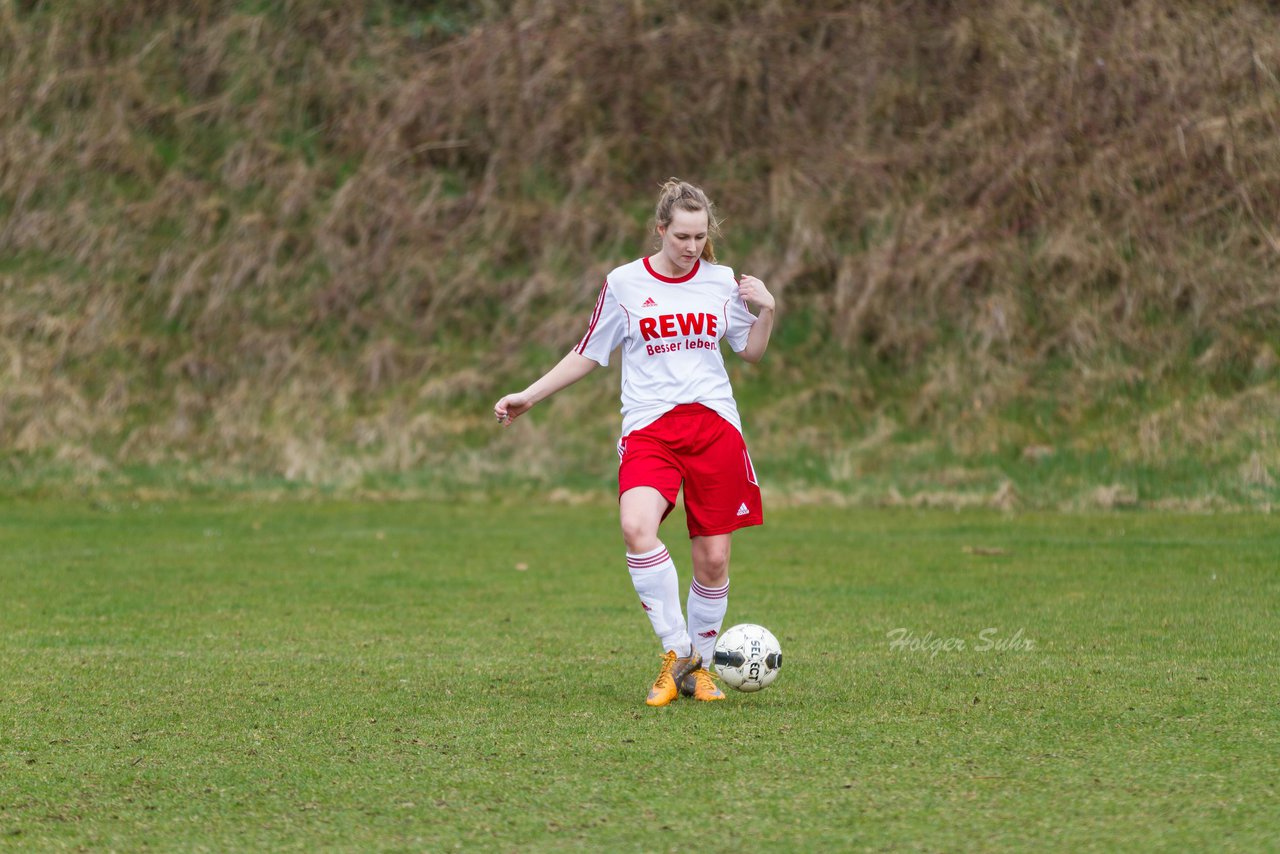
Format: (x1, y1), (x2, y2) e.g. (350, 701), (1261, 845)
(736, 502), (750, 516)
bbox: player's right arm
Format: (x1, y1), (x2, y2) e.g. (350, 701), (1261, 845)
(493, 351), (598, 425)
(495, 279), (622, 426)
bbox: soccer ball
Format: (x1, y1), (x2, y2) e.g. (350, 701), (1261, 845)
(712, 623), (782, 692)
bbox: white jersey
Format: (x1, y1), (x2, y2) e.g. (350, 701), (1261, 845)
(574, 257), (757, 437)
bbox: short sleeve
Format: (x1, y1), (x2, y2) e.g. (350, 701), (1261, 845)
(724, 283), (757, 353)
(574, 281), (626, 366)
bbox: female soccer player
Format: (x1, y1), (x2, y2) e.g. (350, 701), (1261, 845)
(493, 179), (776, 706)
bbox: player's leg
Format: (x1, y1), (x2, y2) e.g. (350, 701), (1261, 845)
(619, 424), (699, 706)
(688, 533), (731, 660)
(622, 487), (697, 707)
(678, 411), (763, 701)
(619, 485), (667, 555)
(682, 416), (760, 667)
(680, 534), (731, 701)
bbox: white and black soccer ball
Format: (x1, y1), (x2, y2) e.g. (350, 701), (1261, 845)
(713, 623), (782, 692)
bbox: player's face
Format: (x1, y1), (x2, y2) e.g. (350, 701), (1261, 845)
(658, 208), (708, 274)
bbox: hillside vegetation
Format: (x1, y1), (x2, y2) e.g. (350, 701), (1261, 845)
(2, 0), (1278, 506)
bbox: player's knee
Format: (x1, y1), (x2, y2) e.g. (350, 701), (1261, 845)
(620, 514), (659, 554)
(693, 542), (730, 581)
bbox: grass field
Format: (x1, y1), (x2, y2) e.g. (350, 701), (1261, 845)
(2, 499), (1277, 851)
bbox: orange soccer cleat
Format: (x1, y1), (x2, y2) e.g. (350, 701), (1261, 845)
(646, 649), (700, 707)
(679, 666), (726, 702)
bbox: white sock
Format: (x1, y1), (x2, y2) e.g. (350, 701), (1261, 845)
(687, 577), (729, 664)
(627, 543), (691, 656)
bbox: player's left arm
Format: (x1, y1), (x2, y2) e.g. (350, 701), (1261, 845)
(736, 275), (776, 364)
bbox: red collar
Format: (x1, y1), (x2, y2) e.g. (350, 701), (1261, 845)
(643, 256), (700, 283)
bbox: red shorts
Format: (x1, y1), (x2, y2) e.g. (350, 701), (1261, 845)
(618, 403), (764, 537)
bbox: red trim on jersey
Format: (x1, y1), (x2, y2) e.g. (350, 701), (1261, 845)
(720, 293), (756, 349)
(643, 256), (700, 284)
(575, 281), (609, 355)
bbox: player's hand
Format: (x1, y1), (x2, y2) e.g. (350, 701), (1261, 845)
(493, 392), (533, 426)
(738, 275), (776, 312)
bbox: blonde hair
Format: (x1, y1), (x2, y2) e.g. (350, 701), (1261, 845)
(654, 178), (720, 263)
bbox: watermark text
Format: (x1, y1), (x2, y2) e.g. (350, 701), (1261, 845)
(886, 627), (1036, 658)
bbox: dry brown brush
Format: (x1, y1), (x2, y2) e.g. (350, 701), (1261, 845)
(0, 0), (1277, 501)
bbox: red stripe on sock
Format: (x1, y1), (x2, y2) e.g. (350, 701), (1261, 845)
(627, 548), (670, 569)
(691, 580), (729, 599)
